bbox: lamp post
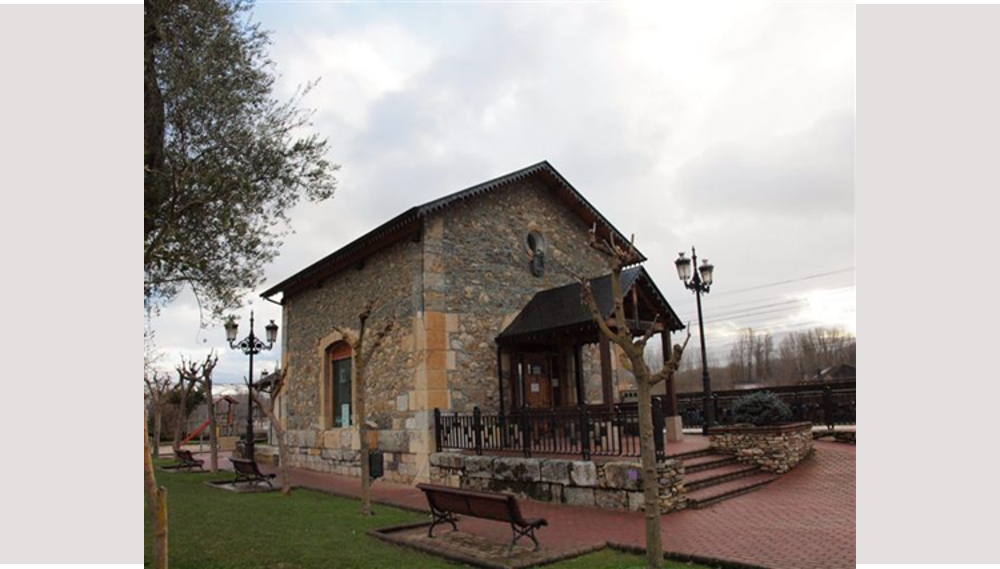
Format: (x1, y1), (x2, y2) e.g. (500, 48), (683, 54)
(224, 311), (278, 460)
(675, 247), (715, 435)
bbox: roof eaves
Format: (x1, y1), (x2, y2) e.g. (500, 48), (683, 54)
(260, 207), (421, 299)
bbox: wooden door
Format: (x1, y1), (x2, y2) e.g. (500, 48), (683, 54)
(523, 354), (552, 408)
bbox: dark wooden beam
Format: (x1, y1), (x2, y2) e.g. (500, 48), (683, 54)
(497, 346), (506, 414)
(574, 344), (585, 406)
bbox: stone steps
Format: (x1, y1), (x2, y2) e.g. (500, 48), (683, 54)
(684, 463), (762, 491)
(666, 448), (715, 461)
(685, 472), (778, 509)
(680, 453), (738, 474)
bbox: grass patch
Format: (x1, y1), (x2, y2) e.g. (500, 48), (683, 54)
(145, 461), (702, 568)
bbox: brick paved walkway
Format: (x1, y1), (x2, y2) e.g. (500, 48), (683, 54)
(208, 441), (855, 568)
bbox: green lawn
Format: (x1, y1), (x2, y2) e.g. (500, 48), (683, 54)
(144, 462), (702, 568)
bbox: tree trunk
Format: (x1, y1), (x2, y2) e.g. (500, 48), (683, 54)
(249, 387), (292, 495)
(145, 406), (168, 569)
(153, 406), (162, 459)
(206, 378), (218, 472)
(636, 374), (664, 569)
(172, 380), (188, 453)
(275, 424), (291, 496)
(357, 361), (373, 516)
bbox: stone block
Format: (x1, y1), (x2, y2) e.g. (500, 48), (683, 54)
(427, 349), (448, 370)
(323, 431), (342, 449)
(570, 461), (598, 487)
(427, 368), (448, 390)
(396, 394), (409, 412)
(627, 491), (645, 512)
(435, 452), (465, 469)
(460, 477), (489, 491)
(594, 489), (627, 510)
(427, 389), (449, 409)
(488, 479), (553, 502)
(411, 410), (431, 430)
(303, 430), (317, 448)
(408, 429), (429, 454)
(492, 457), (541, 482)
(539, 459), (572, 485)
(465, 455), (495, 478)
(563, 487), (596, 507)
(603, 462), (643, 491)
(379, 430), (408, 453)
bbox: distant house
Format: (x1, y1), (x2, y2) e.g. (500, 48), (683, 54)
(261, 162), (685, 484)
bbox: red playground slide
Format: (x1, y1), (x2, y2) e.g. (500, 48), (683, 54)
(180, 419), (211, 446)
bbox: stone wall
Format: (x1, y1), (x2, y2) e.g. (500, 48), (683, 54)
(429, 453), (687, 512)
(709, 422), (814, 474)
(280, 237), (428, 483)
(429, 180), (617, 413)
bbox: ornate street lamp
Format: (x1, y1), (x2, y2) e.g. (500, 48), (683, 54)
(225, 311), (278, 459)
(676, 247), (715, 435)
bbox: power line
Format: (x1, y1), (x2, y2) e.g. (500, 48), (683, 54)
(670, 267), (856, 305)
(672, 284), (856, 314)
(676, 289), (856, 326)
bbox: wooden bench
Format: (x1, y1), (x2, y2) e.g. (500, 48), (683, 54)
(175, 449), (204, 472)
(416, 484), (548, 553)
(229, 457), (276, 488)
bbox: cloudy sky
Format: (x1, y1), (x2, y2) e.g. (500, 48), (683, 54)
(150, 1), (855, 384)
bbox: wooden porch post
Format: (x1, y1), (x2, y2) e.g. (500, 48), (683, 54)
(574, 343), (585, 406)
(599, 333), (614, 411)
(511, 348), (522, 409)
(497, 346), (506, 414)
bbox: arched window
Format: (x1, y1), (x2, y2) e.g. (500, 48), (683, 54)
(327, 342), (353, 428)
(525, 230), (547, 277)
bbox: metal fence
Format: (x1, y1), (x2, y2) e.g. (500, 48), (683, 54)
(677, 383), (856, 429)
(434, 402), (667, 461)
(435, 384), (855, 460)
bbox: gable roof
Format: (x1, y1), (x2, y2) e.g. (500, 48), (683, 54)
(261, 161), (644, 300)
(496, 266), (685, 343)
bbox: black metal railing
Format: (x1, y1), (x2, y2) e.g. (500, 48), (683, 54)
(434, 384), (855, 460)
(677, 383), (856, 430)
(435, 403), (667, 461)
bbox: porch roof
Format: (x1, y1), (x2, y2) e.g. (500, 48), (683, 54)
(496, 266), (685, 344)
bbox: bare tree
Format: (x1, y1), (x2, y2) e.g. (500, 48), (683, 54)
(145, 371), (173, 459)
(249, 368), (292, 495)
(144, 402), (169, 569)
(170, 369), (198, 454)
(578, 225), (689, 569)
(177, 352), (220, 471)
(332, 300), (395, 516)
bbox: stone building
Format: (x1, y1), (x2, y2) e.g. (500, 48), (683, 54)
(261, 161), (685, 484)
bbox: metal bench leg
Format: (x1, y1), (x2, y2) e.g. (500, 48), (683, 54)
(509, 524), (540, 553)
(428, 511), (457, 537)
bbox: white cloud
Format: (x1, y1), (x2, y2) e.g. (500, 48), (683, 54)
(150, 1), (855, 382)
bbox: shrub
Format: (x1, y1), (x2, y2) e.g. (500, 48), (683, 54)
(731, 391), (792, 426)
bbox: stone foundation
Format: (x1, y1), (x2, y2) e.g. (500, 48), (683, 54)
(429, 453), (687, 512)
(709, 422), (814, 474)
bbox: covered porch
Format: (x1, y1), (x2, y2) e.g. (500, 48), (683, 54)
(435, 267), (687, 461)
(495, 266), (685, 416)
